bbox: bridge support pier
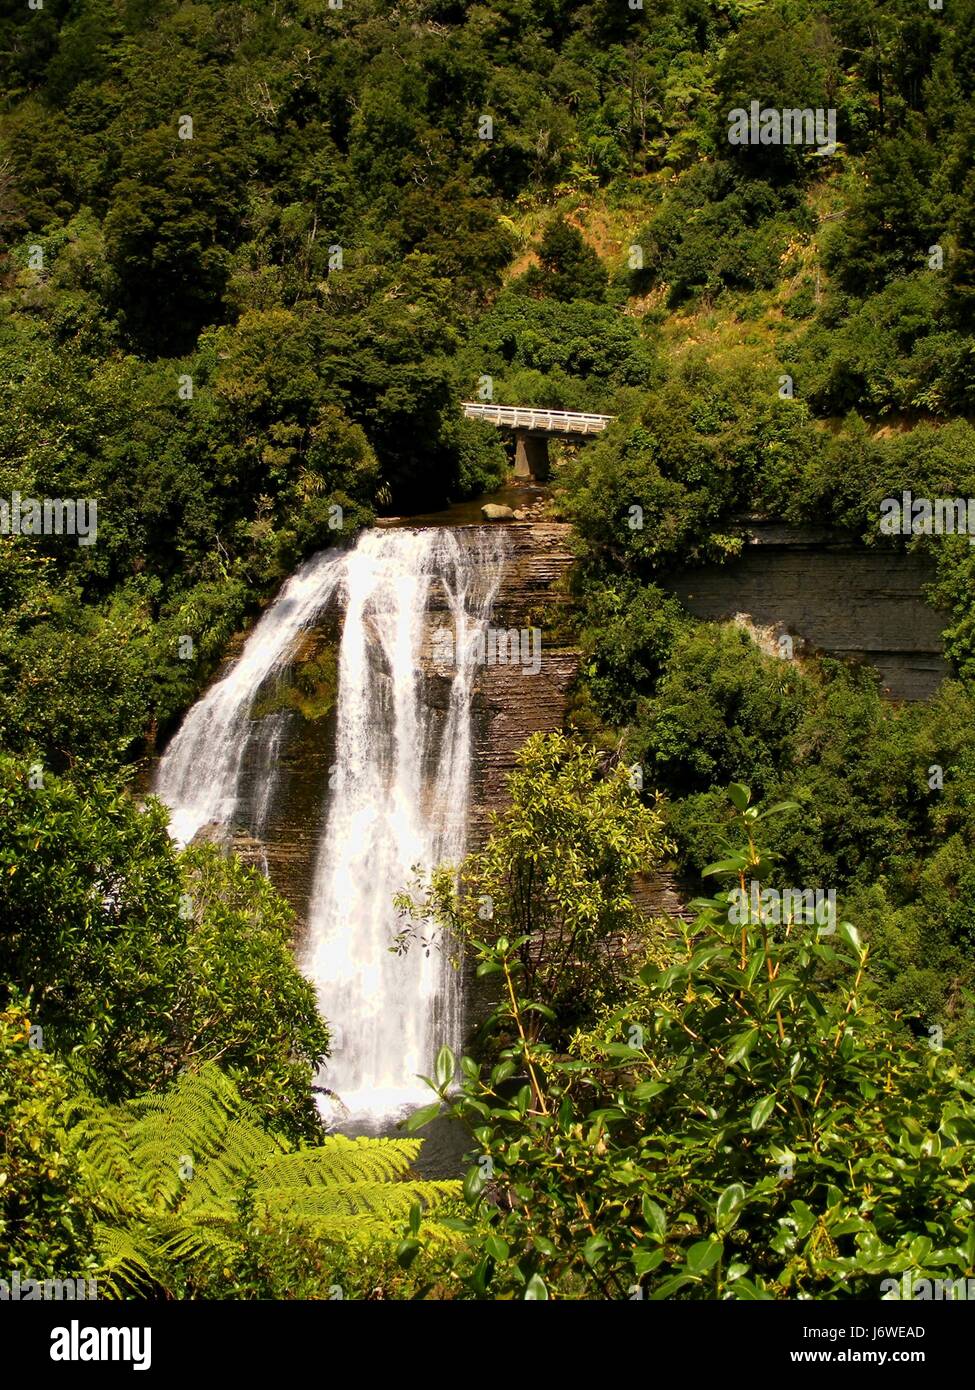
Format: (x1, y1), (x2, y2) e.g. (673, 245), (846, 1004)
(513, 430), (550, 482)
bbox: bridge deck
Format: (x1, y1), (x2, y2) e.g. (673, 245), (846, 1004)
(461, 402), (614, 436)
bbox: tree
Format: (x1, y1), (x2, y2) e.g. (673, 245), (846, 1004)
(630, 623), (811, 799)
(717, 6), (840, 176)
(0, 998), (97, 1284)
(104, 128), (247, 353)
(824, 125), (938, 294)
(948, 170), (975, 330)
(396, 732), (670, 1042)
(0, 758), (330, 1139)
(464, 290), (656, 415)
(411, 791), (975, 1300)
(523, 216), (608, 303)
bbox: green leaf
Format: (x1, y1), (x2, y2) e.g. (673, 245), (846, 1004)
(963, 1227), (975, 1266)
(838, 921), (862, 954)
(463, 1164), (488, 1203)
(702, 856), (749, 877)
(909, 1235), (932, 1265)
(469, 1255), (492, 1297)
(730, 1277), (774, 1300)
(523, 1001), (557, 1020)
(586, 1107), (624, 1125)
(686, 1238), (723, 1276)
(491, 1060), (516, 1085)
(583, 1235), (609, 1267)
(435, 1045), (456, 1092)
(649, 1275), (694, 1299)
(524, 1273), (548, 1300)
(403, 1102), (441, 1132)
(716, 1184), (746, 1234)
(632, 1080), (668, 1101)
(726, 1028), (760, 1066)
(634, 1248), (665, 1276)
(750, 1094), (777, 1130)
(789, 1201), (816, 1239)
(642, 1197), (667, 1241)
(395, 1238), (420, 1269)
(728, 784), (751, 811)
(484, 1234), (509, 1262)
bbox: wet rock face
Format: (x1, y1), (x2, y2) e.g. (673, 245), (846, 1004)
(190, 819), (227, 846)
(466, 523), (578, 842)
(188, 523), (579, 939)
(406, 522), (579, 843)
(667, 525), (948, 702)
(189, 820), (264, 862)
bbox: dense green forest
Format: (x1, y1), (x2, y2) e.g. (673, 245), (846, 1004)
(3, 0), (975, 1304)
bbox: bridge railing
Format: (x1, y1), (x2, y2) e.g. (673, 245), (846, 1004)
(461, 402), (615, 435)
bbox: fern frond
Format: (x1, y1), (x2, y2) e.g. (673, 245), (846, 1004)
(256, 1136), (421, 1191)
(92, 1224), (169, 1299)
(154, 1214), (245, 1269)
(75, 1063), (456, 1289)
(72, 1106), (152, 1217)
(126, 1065), (265, 1203)
(177, 1118), (282, 1216)
(258, 1177), (461, 1227)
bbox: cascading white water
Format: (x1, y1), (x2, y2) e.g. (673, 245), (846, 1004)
(303, 527), (507, 1121)
(249, 709), (292, 874)
(155, 525), (508, 1123)
(155, 549), (344, 846)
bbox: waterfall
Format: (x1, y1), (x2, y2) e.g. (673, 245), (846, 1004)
(155, 549), (344, 846)
(155, 526), (508, 1123)
(303, 527), (507, 1120)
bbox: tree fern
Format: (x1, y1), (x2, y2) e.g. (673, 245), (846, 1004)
(72, 1064), (460, 1295)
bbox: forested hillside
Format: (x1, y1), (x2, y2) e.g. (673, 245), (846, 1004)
(4, 0), (975, 754)
(3, 0), (975, 1307)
